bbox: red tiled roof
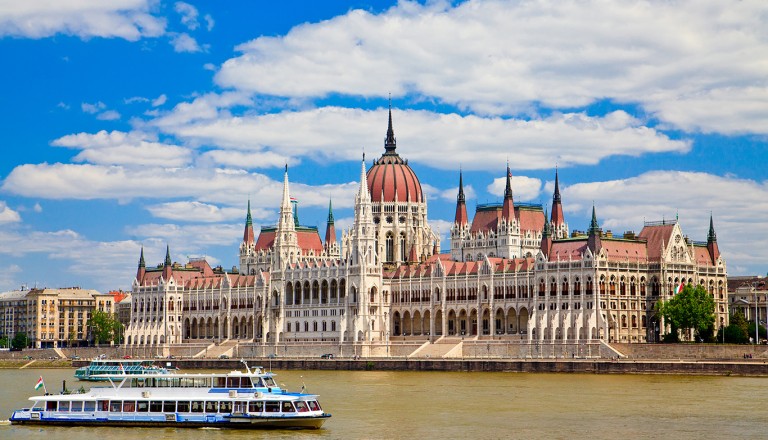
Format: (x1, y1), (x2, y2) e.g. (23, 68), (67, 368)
(254, 229), (324, 255)
(549, 240), (589, 261)
(367, 158), (423, 203)
(470, 208), (501, 233)
(693, 245), (715, 267)
(601, 239), (648, 262)
(518, 208), (544, 234)
(638, 224), (675, 261)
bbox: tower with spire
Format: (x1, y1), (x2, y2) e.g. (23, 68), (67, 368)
(707, 214), (721, 265)
(550, 168), (569, 239)
(324, 199), (340, 257)
(239, 199), (257, 275)
(136, 246), (146, 283)
(273, 165), (299, 269)
(364, 105), (440, 265)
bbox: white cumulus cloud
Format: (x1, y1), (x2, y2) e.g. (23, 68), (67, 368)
(0, 0), (166, 40)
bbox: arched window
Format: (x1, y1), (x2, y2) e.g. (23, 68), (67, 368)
(399, 232), (406, 261)
(386, 233), (394, 262)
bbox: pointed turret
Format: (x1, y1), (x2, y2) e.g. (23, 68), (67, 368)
(501, 164), (515, 220)
(136, 246), (146, 282)
(162, 244), (173, 280)
(587, 205), (602, 253)
(351, 156), (376, 265)
(243, 199), (255, 244)
(454, 170), (468, 225)
(384, 102), (396, 154)
(324, 199), (336, 246)
(551, 168), (565, 235)
(274, 165), (298, 267)
(707, 214), (720, 264)
(540, 208), (552, 258)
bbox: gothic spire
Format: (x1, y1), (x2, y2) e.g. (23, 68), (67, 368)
(504, 163), (513, 200)
(243, 199), (255, 244)
(588, 204), (600, 235)
(502, 164), (515, 220)
(385, 101), (396, 154)
(164, 244), (172, 266)
(707, 213), (717, 242)
(324, 198), (337, 248)
(542, 208), (551, 238)
(553, 167), (561, 204)
(138, 246), (145, 268)
(454, 169), (468, 225)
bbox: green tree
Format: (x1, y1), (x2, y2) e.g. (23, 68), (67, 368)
(11, 332), (28, 349)
(656, 284), (715, 342)
(88, 310), (116, 346)
(0, 335), (9, 349)
(718, 311), (750, 343)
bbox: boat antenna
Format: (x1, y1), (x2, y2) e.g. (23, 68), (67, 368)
(241, 359), (251, 374)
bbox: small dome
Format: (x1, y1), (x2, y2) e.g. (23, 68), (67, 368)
(366, 107), (423, 203)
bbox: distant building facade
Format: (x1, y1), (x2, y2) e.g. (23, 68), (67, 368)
(125, 109), (728, 350)
(0, 287), (115, 348)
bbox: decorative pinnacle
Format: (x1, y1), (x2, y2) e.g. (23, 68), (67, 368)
(385, 101), (396, 153)
(164, 244), (172, 266)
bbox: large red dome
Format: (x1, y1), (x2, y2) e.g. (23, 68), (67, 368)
(366, 108), (423, 203)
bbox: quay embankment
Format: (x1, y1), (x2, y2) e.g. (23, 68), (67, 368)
(4, 343), (768, 376)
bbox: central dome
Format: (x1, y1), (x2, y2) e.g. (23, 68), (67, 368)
(366, 108), (424, 203)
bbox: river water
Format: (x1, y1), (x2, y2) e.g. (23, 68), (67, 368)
(1, 368), (766, 439)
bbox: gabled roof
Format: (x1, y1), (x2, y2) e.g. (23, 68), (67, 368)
(638, 223), (675, 261)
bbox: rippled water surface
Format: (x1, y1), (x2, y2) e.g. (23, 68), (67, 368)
(1, 367), (766, 439)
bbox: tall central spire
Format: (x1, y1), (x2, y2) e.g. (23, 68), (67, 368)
(384, 101), (396, 154)
(502, 164), (515, 220)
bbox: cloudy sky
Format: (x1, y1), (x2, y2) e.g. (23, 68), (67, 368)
(1, 0), (766, 292)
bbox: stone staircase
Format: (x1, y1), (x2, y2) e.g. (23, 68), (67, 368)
(193, 340), (239, 359)
(410, 337), (463, 359)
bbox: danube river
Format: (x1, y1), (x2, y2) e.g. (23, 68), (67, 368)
(2, 368), (767, 439)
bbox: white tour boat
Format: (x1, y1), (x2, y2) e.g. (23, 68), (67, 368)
(10, 363), (331, 429)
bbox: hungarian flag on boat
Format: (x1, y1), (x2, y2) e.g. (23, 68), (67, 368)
(674, 283), (685, 295)
(34, 376), (44, 390)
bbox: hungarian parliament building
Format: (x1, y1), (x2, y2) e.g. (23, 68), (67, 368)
(125, 110), (728, 352)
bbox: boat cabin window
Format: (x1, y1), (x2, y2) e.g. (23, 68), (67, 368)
(215, 377), (226, 387)
(295, 401), (309, 412)
(46, 401), (56, 411)
(99, 401), (108, 411)
(282, 402), (295, 412)
(137, 401), (149, 412)
(71, 401), (83, 412)
(149, 401), (162, 412)
(308, 401), (321, 411)
(265, 401), (280, 413)
(248, 401), (263, 413)
(219, 401), (232, 413)
(177, 401), (190, 413)
(110, 401), (122, 412)
(123, 401), (136, 412)
(205, 401), (218, 413)
(58, 401), (70, 412)
(264, 377), (277, 387)
(163, 401), (176, 413)
(84, 401), (96, 412)
(191, 401), (204, 413)
(253, 378), (265, 387)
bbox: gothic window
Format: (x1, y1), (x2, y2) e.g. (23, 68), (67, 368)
(400, 232), (406, 261)
(386, 233), (394, 262)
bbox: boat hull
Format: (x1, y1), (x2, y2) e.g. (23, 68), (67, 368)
(10, 413), (330, 430)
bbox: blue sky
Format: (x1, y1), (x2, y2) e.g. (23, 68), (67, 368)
(1, 0), (767, 292)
